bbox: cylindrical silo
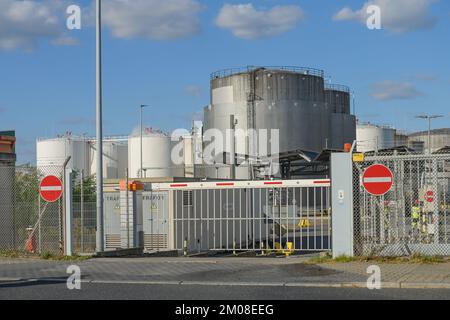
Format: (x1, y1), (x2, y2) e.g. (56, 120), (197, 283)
(408, 128), (450, 153)
(128, 132), (178, 179)
(90, 139), (128, 179)
(36, 136), (90, 177)
(204, 66), (356, 179)
(356, 123), (396, 153)
(325, 84), (355, 150)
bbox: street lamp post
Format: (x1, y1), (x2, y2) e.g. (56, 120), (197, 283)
(415, 115), (444, 154)
(140, 105), (149, 178)
(95, 0), (104, 253)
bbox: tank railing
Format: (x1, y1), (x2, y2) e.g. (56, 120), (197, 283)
(325, 83), (351, 93)
(210, 66), (324, 80)
(37, 135), (129, 142)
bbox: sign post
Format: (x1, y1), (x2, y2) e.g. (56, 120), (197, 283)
(362, 164), (393, 196)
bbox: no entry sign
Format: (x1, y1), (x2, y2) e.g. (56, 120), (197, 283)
(39, 175), (63, 203)
(425, 190), (434, 203)
(362, 164), (393, 196)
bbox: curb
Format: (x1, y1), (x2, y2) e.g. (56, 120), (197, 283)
(81, 280), (450, 289)
(2, 278), (450, 289)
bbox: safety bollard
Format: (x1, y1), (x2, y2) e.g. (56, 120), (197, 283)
(260, 242), (266, 256)
(183, 238), (188, 257)
(233, 240), (237, 256)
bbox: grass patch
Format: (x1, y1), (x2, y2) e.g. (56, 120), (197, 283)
(307, 253), (448, 264)
(0, 250), (91, 261)
(40, 252), (91, 261)
(0, 250), (21, 258)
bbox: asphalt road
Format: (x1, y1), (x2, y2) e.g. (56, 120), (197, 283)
(1, 281), (449, 300)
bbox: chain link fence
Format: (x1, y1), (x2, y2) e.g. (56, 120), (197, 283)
(0, 165), (97, 256)
(353, 150), (450, 256)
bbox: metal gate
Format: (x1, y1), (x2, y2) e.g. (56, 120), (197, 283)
(353, 152), (450, 256)
(151, 179), (331, 253)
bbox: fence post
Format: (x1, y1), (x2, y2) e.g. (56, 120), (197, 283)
(80, 169), (84, 253)
(65, 168), (73, 256)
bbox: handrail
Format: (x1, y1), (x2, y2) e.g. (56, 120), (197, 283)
(211, 66), (324, 80)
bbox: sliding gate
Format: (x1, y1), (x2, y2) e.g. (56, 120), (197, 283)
(151, 179), (331, 253)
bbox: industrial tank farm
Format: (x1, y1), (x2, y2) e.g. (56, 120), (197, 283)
(356, 123), (396, 153)
(128, 131), (183, 179)
(36, 135), (128, 179)
(204, 66), (356, 179)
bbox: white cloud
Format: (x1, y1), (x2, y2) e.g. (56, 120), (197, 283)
(0, 0), (77, 50)
(215, 3), (305, 39)
(371, 81), (422, 101)
(102, 0), (203, 40)
(185, 85), (202, 97)
(333, 0), (437, 33)
(51, 35), (79, 46)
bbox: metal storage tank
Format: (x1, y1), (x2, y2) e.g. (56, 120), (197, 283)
(90, 138), (128, 179)
(325, 84), (355, 150)
(408, 128), (450, 153)
(395, 131), (409, 147)
(204, 66), (356, 179)
(356, 123), (396, 153)
(36, 135), (90, 176)
(128, 131), (179, 179)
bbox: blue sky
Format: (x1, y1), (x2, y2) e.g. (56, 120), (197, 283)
(0, 0), (449, 164)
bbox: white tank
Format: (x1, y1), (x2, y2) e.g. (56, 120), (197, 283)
(128, 132), (176, 179)
(36, 136), (90, 176)
(356, 123), (396, 153)
(90, 140), (128, 179)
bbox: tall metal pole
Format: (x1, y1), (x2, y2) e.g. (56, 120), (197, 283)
(428, 117), (431, 155)
(95, 0), (104, 253)
(140, 105), (148, 178)
(140, 106), (143, 178)
(80, 169), (84, 253)
(415, 115), (443, 154)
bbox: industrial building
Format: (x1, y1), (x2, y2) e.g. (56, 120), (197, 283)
(0, 130), (16, 250)
(356, 123), (450, 154)
(204, 66), (356, 180)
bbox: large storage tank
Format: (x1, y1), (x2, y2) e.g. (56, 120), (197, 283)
(90, 139), (128, 179)
(128, 132), (181, 179)
(36, 135), (90, 176)
(204, 66), (356, 179)
(325, 84), (356, 150)
(408, 128), (450, 153)
(356, 123), (396, 153)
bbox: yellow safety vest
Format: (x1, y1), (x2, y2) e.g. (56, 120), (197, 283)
(412, 206), (420, 220)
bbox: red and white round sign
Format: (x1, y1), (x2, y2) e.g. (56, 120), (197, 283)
(362, 164), (393, 196)
(39, 175), (63, 203)
(425, 190), (434, 203)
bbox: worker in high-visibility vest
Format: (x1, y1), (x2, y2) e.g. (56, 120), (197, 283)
(411, 201), (421, 233)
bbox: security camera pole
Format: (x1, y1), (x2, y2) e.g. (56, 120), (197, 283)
(95, 0), (104, 253)
(140, 105), (149, 178)
(415, 114), (443, 154)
